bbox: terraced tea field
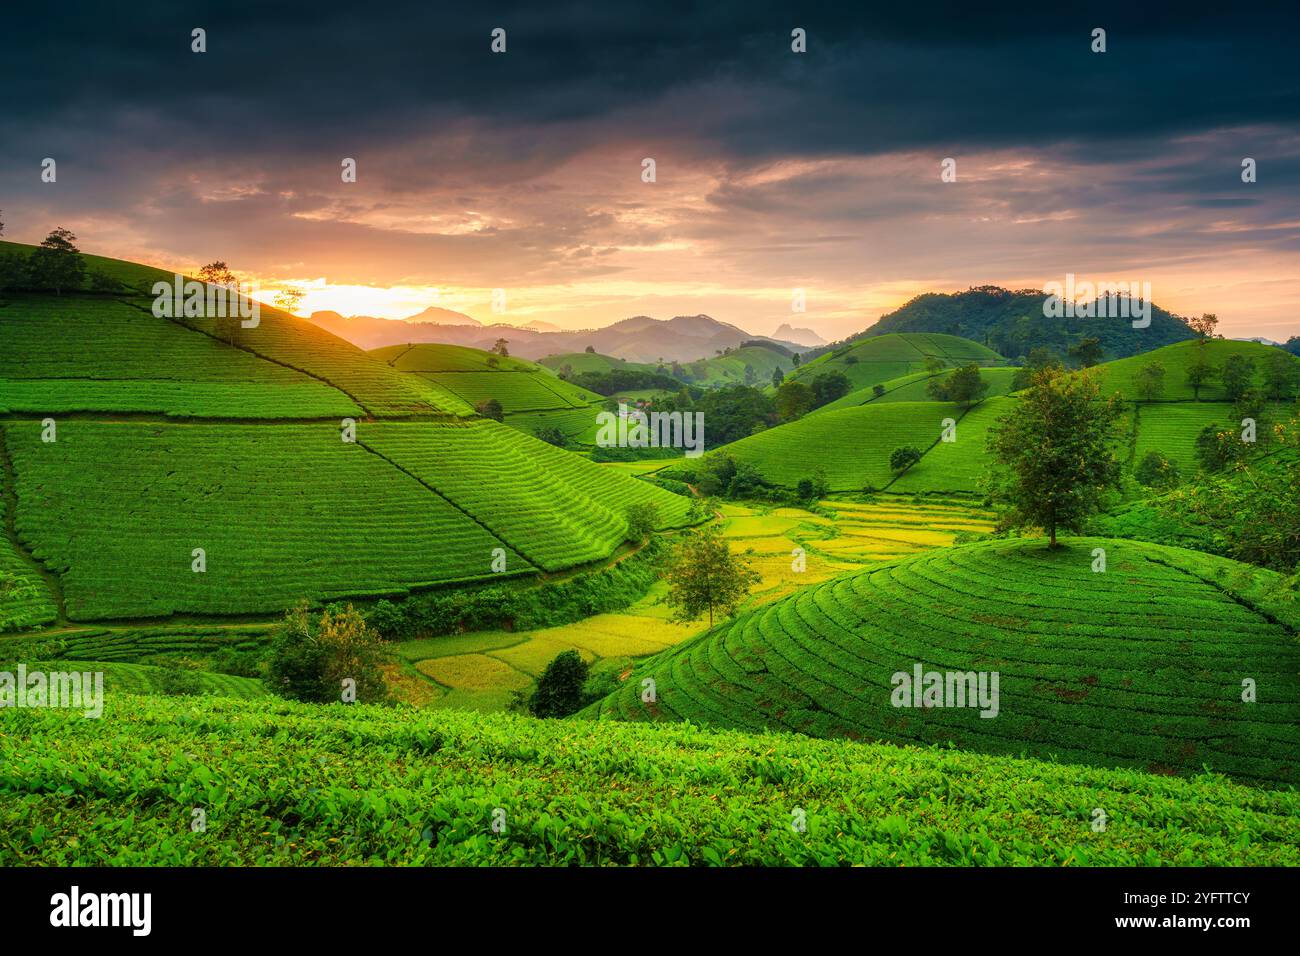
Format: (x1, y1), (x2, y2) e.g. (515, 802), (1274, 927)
(5, 420), (528, 618)
(0, 296), (363, 419)
(375, 343), (602, 415)
(693, 401), (966, 491)
(1092, 338), (1300, 402)
(4, 693), (1297, 865)
(788, 332), (1005, 393)
(588, 537), (1300, 788)
(394, 496), (993, 711)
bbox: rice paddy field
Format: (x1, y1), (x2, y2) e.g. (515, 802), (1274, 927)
(390, 495), (994, 711)
(587, 537), (1300, 789)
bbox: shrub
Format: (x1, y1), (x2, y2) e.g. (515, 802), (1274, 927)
(475, 398), (504, 421)
(1134, 450), (1180, 489)
(889, 446), (923, 473)
(266, 602), (390, 704)
(624, 502), (660, 543)
(528, 650), (590, 717)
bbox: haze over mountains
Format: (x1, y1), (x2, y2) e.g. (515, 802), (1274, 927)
(303, 309), (809, 362)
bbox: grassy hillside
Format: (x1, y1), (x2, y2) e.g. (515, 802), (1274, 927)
(539, 352), (661, 376)
(789, 332), (1004, 394)
(374, 343), (603, 414)
(689, 344), (792, 386)
(815, 366), (1019, 415)
(588, 537), (1300, 788)
(3, 693), (1297, 865)
(0, 240), (174, 294)
(683, 400), (968, 492)
(1091, 338), (1300, 402)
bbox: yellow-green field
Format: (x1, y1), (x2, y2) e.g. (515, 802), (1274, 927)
(392, 494), (994, 710)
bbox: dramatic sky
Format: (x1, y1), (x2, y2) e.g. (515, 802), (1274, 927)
(3, 1), (1299, 340)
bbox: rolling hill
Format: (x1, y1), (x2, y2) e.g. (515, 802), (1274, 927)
(587, 536), (1300, 787)
(788, 332), (1005, 394)
(372, 343), (603, 415)
(682, 338), (1300, 493)
(852, 286), (1195, 361)
(0, 251), (697, 625)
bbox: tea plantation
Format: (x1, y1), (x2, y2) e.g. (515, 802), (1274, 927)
(2, 694), (1297, 865)
(587, 537), (1300, 788)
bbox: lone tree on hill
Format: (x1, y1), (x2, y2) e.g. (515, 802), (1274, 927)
(492, 338), (510, 357)
(1135, 360), (1165, 401)
(1263, 351), (1298, 401)
(928, 363), (989, 407)
(266, 602), (390, 704)
(274, 286), (305, 315)
(28, 227), (85, 295)
(1185, 345), (1215, 401)
(985, 367), (1123, 549)
(890, 445), (923, 473)
(1188, 312), (1219, 339)
(475, 398), (504, 421)
(197, 261), (237, 286)
(664, 525), (759, 628)
(1221, 354), (1256, 403)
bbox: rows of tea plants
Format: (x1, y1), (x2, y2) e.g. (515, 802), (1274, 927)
(588, 537), (1300, 787)
(789, 333), (1004, 392)
(134, 296), (470, 417)
(2, 694), (1296, 865)
(501, 405), (603, 444)
(5, 420), (527, 618)
(0, 659), (267, 699)
(0, 296), (360, 418)
(0, 491), (58, 630)
(702, 401), (965, 490)
(362, 420), (693, 571)
(1091, 338), (1300, 402)
(420, 369), (597, 414)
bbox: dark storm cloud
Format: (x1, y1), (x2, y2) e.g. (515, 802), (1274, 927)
(3, 1), (1299, 165)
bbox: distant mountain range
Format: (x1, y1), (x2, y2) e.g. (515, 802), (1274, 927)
(772, 323), (826, 347)
(302, 309), (806, 362)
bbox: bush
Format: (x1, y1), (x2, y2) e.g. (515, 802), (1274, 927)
(528, 650), (590, 717)
(266, 602), (390, 704)
(475, 399), (504, 422)
(533, 425), (568, 447)
(889, 446), (923, 473)
(624, 502), (659, 543)
(1134, 451), (1181, 489)
(872, 384), (886, 398)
